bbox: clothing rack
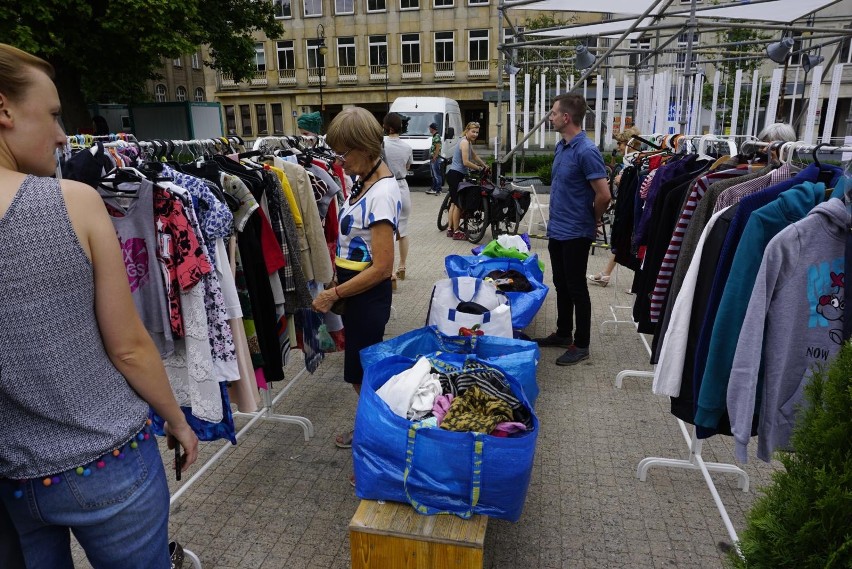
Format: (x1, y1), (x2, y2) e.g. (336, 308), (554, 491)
(609, 134), (750, 552)
(66, 136), (323, 568)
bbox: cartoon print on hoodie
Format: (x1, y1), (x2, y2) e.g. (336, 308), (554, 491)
(814, 270), (845, 345)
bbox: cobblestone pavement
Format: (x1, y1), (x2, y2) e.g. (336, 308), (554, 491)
(72, 186), (779, 569)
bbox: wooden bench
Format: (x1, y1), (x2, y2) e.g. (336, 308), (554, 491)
(349, 499), (488, 569)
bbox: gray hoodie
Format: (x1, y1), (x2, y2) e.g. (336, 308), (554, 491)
(727, 198), (848, 463)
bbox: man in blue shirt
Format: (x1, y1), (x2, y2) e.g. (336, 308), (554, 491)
(534, 93), (610, 365)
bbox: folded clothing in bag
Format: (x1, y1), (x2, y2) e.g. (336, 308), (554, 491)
(353, 355), (538, 522)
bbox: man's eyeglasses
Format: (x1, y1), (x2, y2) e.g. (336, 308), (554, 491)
(332, 149), (351, 164)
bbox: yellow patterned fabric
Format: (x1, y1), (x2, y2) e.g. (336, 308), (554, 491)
(440, 386), (513, 434)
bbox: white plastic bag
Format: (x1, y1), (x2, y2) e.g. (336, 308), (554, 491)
(426, 277), (513, 338)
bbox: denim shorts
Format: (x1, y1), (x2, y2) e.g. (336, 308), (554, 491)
(0, 427), (171, 569)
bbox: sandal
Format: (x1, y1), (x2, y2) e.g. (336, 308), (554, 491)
(396, 266), (406, 280)
(335, 430), (353, 449)
(587, 273), (610, 287)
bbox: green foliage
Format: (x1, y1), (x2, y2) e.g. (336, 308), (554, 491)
(728, 342), (852, 569)
(512, 14), (579, 93)
(535, 162), (552, 185)
(0, 1), (283, 129)
(700, 28), (772, 133)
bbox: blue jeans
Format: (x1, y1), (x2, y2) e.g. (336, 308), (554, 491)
(0, 430), (170, 569)
(430, 159), (444, 192)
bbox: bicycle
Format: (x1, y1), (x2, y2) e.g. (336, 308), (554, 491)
(488, 179), (531, 241)
(435, 168), (492, 243)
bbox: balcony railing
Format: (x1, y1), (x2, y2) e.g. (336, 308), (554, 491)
(369, 65), (388, 82)
(401, 63), (422, 80)
(338, 65), (358, 84)
(307, 67), (327, 86)
(250, 70), (268, 87)
(435, 61), (455, 79)
(468, 60), (489, 78)
(219, 73), (237, 89)
(278, 68), (296, 86)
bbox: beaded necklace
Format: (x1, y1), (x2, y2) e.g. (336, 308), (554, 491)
(350, 159), (383, 200)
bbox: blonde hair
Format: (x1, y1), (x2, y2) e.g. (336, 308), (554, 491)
(326, 107), (384, 160)
(0, 43), (54, 101)
(615, 126), (642, 151)
(464, 121), (480, 134)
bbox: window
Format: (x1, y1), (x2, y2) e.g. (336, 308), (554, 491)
(338, 37), (356, 67)
(336, 0), (354, 13)
(175, 86), (187, 102)
(468, 29), (488, 61)
(254, 43), (267, 71)
(225, 105), (236, 135)
(272, 0), (292, 18)
(629, 38), (651, 68)
(304, 0), (322, 16)
(276, 40), (295, 70)
(191, 52), (201, 69)
(790, 37), (803, 65)
(401, 33), (420, 65)
(400, 0), (419, 8)
(240, 105), (252, 136)
(468, 0), (488, 4)
(172, 57), (182, 67)
(434, 31), (454, 64)
(271, 103), (284, 134)
(840, 26), (852, 64)
(367, 0), (386, 11)
(676, 32), (699, 69)
(154, 84), (167, 102)
(369, 35), (388, 68)
(194, 87), (204, 102)
(434, 0), (453, 6)
(256, 104), (268, 135)
(306, 38), (327, 70)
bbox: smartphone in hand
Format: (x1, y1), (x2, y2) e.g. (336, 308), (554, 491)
(175, 443), (182, 481)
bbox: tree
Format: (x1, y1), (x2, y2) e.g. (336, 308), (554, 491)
(728, 342), (852, 568)
(700, 28), (772, 134)
(513, 14), (579, 94)
(0, 1), (284, 132)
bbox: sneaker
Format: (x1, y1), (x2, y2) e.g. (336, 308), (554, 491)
(587, 273), (610, 287)
(556, 346), (590, 366)
(532, 332), (573, 349)
(447, 229), (454, 237)
(452, 230), (466, 240)
(425, 189), (438, 195)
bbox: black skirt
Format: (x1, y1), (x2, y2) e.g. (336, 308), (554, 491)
(337, 266), (392, 384)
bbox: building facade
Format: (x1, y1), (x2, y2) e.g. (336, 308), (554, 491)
(206, 1), (594, 147)
(146, 49), (210, 107)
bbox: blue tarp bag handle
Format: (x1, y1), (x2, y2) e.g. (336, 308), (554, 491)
(451, 277), (481, 303)
(403, 423), (483, 519)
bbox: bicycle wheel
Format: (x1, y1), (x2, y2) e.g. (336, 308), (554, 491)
(491, 200), (521, 240)
(464, 196), (490, 244)
(436, 192), (452, 231)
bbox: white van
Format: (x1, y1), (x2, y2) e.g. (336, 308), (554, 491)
(387, 97), (463, 180)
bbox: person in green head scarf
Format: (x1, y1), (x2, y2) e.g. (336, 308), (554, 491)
(297, 111), (323, 146)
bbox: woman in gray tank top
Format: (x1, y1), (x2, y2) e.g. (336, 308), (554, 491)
(0, 44), (198, 569)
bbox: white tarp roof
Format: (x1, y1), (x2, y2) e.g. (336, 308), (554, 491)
(689, 0), (839, 23)
(526, 18), (660, 40)
(522, 0), (840, 41)
(506, 0), (659, 13)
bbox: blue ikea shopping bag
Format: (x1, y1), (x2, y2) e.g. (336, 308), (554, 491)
(360, 325), (539, 405)
(444, 255), (548, 330)
(352, 355), (538, 522)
